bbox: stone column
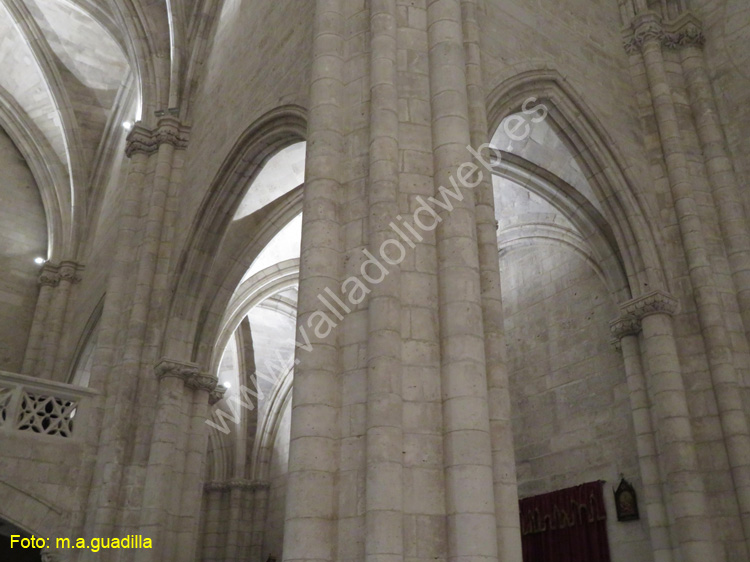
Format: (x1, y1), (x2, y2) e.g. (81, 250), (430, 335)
(671, 19), (750, 543)
(80, 117), (189, 548)
(671, 18), (750, 345)
(176, 377), (217, 561)
(426, 1), (499, 561)
(79, 140), (149, 543)
(461, 1), (522, 558)
(39, 261), (81, 380)
(619, 291), (717, 562)
(250, 481), (270, 562)
(225, 482), (243, 560)
(628, 11), (750, 548)
(281, 1), (344, 560)
(22, 264), (59, 375)
(611, 315), (675, 562)
(202, 484), (224, 562)
(137, 359), (218, 562)
(366, 2), (404, 562)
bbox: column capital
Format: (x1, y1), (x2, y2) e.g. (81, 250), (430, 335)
(624, 12), (664, 54)
(58, 261), (83, 284)
(619, 290), (679, 320)
(209, 385), (226, 405)
(39, 263), (60, 287)
(663, 13), (705, 50)
(154, 358), (218, 393)
(125, 116), (190, 157)
(610, 314), (642, 342)
(624, 11), (705, 54)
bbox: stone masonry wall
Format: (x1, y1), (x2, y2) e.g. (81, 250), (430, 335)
(0, 126), (46, 372)
(177, 0), (314, 264)
(501, 243), (653, 562)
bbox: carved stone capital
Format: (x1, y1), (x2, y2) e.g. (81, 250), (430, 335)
(39, 264), (60, 287)
(124, 123), (155, 157)
(624, 11), (706, 54)
(664, 14), (705, 50)
(154, 358), (218, 394)
(125, 117), (190, 157)
(610, 315), (642, 343)
(58, 261), (83, 284)
(186, 372), (219, 393)
(619, 290), (678, 320)
(154, 116), (190, 150)
(209, 385), (227, 405)
(625, 12), (664, 54)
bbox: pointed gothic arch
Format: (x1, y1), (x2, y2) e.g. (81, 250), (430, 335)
(0, 86), (66, 261)
(486, 68), (669, 301)
(162, 105), (307, 365)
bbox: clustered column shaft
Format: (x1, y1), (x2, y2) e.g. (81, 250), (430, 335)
(618, 291), (717, 562)
(611, 317), (674, 562)
(460, 0), (522, 557)
(426, 0), (499, 560)
(630, 11), (750, 547)
(78, 117), (201, 562)
(22, 264), (59, 376)
(366, 1), (404, 562)
(21, 260), (82, 381)
(281, 0), (345, 560)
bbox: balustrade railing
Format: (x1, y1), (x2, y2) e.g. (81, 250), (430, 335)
(0, 370), (97, 438)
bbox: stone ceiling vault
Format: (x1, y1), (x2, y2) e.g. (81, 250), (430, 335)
(0, 0), (132, 259)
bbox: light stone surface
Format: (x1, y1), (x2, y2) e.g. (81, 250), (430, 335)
(0, 125), (46, 371)
(0, 1), (748, 562)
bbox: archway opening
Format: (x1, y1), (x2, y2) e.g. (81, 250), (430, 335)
(490, 109), (651, 560)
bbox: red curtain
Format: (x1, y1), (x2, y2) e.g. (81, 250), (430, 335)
(519, 481), (611, 562)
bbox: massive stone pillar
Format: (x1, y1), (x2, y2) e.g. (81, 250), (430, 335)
(611, 316), (674, 562)
(425, 1), (500, 560)
(617, 291), (717, 562)
(461, 0), (521, 557)
(282, 1), (516, 561)
(669, 16), (750, 346)
(73, 116), (221, 561)
(626, 10), (750, 550)
(281, 0), (344, 559)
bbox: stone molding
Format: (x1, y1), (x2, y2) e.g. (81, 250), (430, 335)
(154, 358), (218, 393)
(663, 15), (705, 50)
(624, 12), (664, 54)
(125, 116), (190, 157)
(624, 11), (705, 54)
(209, 385), (226, 405)
(610, 315), (642, 341)
(58, 261), (83, 284)
(39, 264), (60, 287)
(620, 290), (679, 321)
(204, 479), (270, 493)
(610, 291), (678, 348)
(38, 261), (83, 286)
